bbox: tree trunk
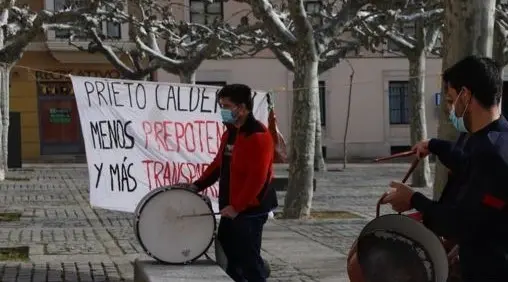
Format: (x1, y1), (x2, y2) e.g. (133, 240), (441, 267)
(493, 26), (505, 114)
(0, 64), (10, 181)
(178, 71), (196, 84)
(408, 52), (431, 188)
(314, 103), (326, 171)
(493, 26), (507, 67)
(435, 0), (495, 198)
(282, 57), (318, 219)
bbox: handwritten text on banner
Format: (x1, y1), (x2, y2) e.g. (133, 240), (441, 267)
(70, 76), (270, 213)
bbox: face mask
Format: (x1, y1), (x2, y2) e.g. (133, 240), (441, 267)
(449, 107), (468, 133)
(221, 109), (236, 124)
(448, 91), (469, 133)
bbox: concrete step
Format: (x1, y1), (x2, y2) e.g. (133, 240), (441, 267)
(134, 258), (233, 282)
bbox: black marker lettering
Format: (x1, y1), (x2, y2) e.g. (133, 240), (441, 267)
(94, 163), (103, 188)
(135, 84), (147, 109)
(200, 88), (212, 113)
(110, 82), (123, 107)
(89, 120), (135, 150)
(109, 157), (137, 192)
(176, 86), (187, 112)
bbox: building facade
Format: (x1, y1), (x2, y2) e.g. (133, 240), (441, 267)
(11, 0), (130, 161)
(158, 57), (446, 159)
(11, 0), (508, 161)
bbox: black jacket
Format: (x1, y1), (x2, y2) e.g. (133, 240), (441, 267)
(411, 117), (508, 282)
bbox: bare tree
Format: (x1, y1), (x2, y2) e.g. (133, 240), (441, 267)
(356, 1), (442, 188)
(240, 1), (363, 172)
(58, 0), (258, 83)
(0, 1), (88, 180)
(234, 0), (366, 218)
(495, 1), (508, 120)
(494, 0), (508, 66)
(433, 0), (496, 198)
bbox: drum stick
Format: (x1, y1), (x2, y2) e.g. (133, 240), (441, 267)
(179, 212), (221, 218)
(401, 158), (420, 183)
(375, 158), (420, 217)
(373, 150), (416, 162)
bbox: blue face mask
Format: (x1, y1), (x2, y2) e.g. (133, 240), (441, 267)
(221, 109), (236, 124)
(448, 92), (469, 133)
(449, 107), (468, 133)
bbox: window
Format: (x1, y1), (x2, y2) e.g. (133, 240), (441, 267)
(388, 81), (410, 124)
(190, 0), (223, 25)
(304, 1), (322, 26)
(52, 0), (122, 39)
(318, 81), (326, 126)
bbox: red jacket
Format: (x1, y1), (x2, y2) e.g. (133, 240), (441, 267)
(194, 114), (278, 214)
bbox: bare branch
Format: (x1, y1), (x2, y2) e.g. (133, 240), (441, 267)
(425, 23), (442, 54)
(356, 1), (444, 57)
(495, 2), (508, 65)
(50, 0), (261, 80)
(236, 0), (297, 46)
(285, 0), (312, 40)
(0, 3), (98, 64)
(270, 45), (295, 71)
(318, 40), (359, 74)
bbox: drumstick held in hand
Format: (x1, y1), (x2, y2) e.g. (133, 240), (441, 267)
(373, 150), (416, 162)
(178, 212), (221, 218)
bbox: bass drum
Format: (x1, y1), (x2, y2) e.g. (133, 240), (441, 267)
(134, 186), (217, 264)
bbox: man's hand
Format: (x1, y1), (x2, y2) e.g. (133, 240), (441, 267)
(412, 139), (430, 159)
(381, 181), (415, 213)
(220, 205), (239, 219)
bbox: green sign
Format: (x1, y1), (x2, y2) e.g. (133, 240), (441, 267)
(49, 108), (71, 124)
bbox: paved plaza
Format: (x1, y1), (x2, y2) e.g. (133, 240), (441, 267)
(0, 163), (435, 281)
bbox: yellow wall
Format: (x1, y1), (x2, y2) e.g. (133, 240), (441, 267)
(10, 51), (118, 160)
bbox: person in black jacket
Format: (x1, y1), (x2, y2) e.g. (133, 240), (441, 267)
(382, 56), (508, 282)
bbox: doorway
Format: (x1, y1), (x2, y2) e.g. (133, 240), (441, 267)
(37, 76), (85, 155)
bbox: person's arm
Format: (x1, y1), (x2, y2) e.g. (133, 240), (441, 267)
(428, 138), (466, 172)
(193, 132), (228, 192)
(230, 132), (273, 213)
(411, 150), (507, 241)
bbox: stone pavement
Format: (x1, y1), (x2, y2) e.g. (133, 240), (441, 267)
(0, 163), (435, 281)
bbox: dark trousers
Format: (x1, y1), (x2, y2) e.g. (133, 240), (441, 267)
(217, 214), (268, 282)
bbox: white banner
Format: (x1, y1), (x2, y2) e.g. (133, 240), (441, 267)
(70, 76), (271, 213)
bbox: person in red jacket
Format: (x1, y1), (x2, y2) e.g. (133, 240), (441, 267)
(187, 84), (278, 282)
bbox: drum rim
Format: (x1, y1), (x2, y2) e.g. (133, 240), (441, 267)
(134, 186), (217, 265)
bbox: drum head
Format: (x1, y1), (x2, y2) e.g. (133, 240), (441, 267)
(135, 187), (216, 264)
(357, 214), (448, 282)
(358, 230), (434, 282)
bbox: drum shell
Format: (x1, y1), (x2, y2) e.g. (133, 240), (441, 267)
(134, 186), (217, 264)
(347, 240), (366, 282)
